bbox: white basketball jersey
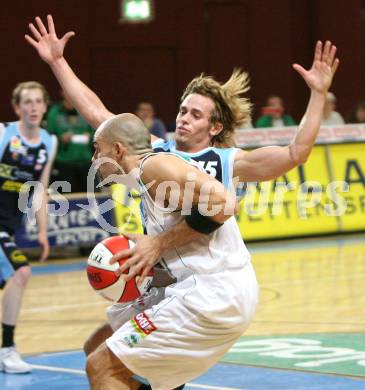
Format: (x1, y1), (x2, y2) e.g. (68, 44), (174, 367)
(138, 153), (251, 282)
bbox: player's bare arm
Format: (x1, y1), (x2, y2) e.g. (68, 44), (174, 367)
(32, 137), (57, 262)
(143, 154), (236, 221)
(233, 40), (339, 182)
(25, 15), (114, 130)
(111, 154), (237, 282)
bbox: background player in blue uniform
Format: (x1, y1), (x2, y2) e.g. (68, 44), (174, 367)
(0, 81), (57, 373)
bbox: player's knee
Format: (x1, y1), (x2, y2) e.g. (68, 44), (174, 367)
(13, 266), (32, 288)
(83, 335), (95, 356)
(85, 351), (97, 378)
(84, 322), (113, 356)
(85, 349), (103, 382)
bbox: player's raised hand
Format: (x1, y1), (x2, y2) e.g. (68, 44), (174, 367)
(25, 14), (75, 64)
(293, 41), (339, 95)
(110, 233), (162, 285)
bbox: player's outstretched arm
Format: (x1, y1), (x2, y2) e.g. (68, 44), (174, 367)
(233, 40), (339, 182)
(25, 14), (113, 129)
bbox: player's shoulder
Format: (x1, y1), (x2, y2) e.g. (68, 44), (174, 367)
(39, 128), (57, 154)
(39, 128), (56, 142)
(152, 137), (174, 152)
(143, 152), (197, 178)
(233, 148), (247, 160)
(146, 151), (182, 165)
(0, 122), (17, 140)
(196, 146), (240, 165)
(39, 127), (51, 139)
(210, 145), (240, 154)
(1, 121), (15, 130)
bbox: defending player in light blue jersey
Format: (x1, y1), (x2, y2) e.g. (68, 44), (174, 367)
(0, 81), (57, 373)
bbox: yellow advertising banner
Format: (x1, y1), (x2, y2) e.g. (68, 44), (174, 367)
(236, 146), (339, 240)
(112, 184), (143, 234)
(329, 143), (365, 231)
(111, 143), (365, 241)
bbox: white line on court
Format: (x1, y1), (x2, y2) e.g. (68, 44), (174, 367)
(187, 384), (244, 390)
(30, 364), (244, 390)
(30, 364), (85, 375)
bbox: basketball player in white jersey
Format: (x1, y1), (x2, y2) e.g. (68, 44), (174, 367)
(25, 15), (339, 386)
(86, 113), (258, 389)
(26, 12), (339, 267)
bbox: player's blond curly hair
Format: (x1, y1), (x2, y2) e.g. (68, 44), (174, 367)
(181, 69), (251, 147)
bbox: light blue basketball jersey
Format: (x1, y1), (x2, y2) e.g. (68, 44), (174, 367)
(152, 138), (240, 193)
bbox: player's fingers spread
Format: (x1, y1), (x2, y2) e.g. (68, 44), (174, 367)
(25, 34), (38, 47)
(35, 16), (48, 35)
(116, 254), (139, 275)
(328, 45), (337, 65)
(47, 14), (56, 35)
(332, 58), (340, 75)
(122, 232), (138, 242)
(125, 264), (141, 281)
(29, 23), (42, 40)
(292, 63), (306, 77)
(322, 40), (331, 61)
(61, 31), (75, 44)
(115, 261), (130, 276)
(137, 268), (150, 286)
(314, 40), (322, 62)
(110, 248), (133, 264)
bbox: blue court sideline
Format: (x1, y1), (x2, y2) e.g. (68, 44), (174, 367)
(1, 350), (364, 390)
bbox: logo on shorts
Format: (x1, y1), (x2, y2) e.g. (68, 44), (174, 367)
(122, 333), (141, 348)
(132, 312), (157, 336)
(123, 313), (156, 348)
(121, 312), (157, 348)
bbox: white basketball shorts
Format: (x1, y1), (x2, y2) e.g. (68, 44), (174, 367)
(106, 263), (258, 390)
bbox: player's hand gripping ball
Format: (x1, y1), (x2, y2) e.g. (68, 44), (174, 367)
(87, 236), (154, 303)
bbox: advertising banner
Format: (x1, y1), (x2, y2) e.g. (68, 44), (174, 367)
(236, 146), (340, 240)
(15, 138), (365, 246)
(329, 143), (365, 231)
(15, 193), (115, 248)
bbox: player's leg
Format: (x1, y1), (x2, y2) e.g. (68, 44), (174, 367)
(84, 322), (185, 390)
(86, 341), (140, 390)
(85, 286), (167, 358)
(0, 232), (32, 373)
(83, 299), (143, 357)
(84, 321), (113, 356)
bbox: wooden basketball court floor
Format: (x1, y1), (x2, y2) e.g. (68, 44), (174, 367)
(1, 233), (365, 389)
